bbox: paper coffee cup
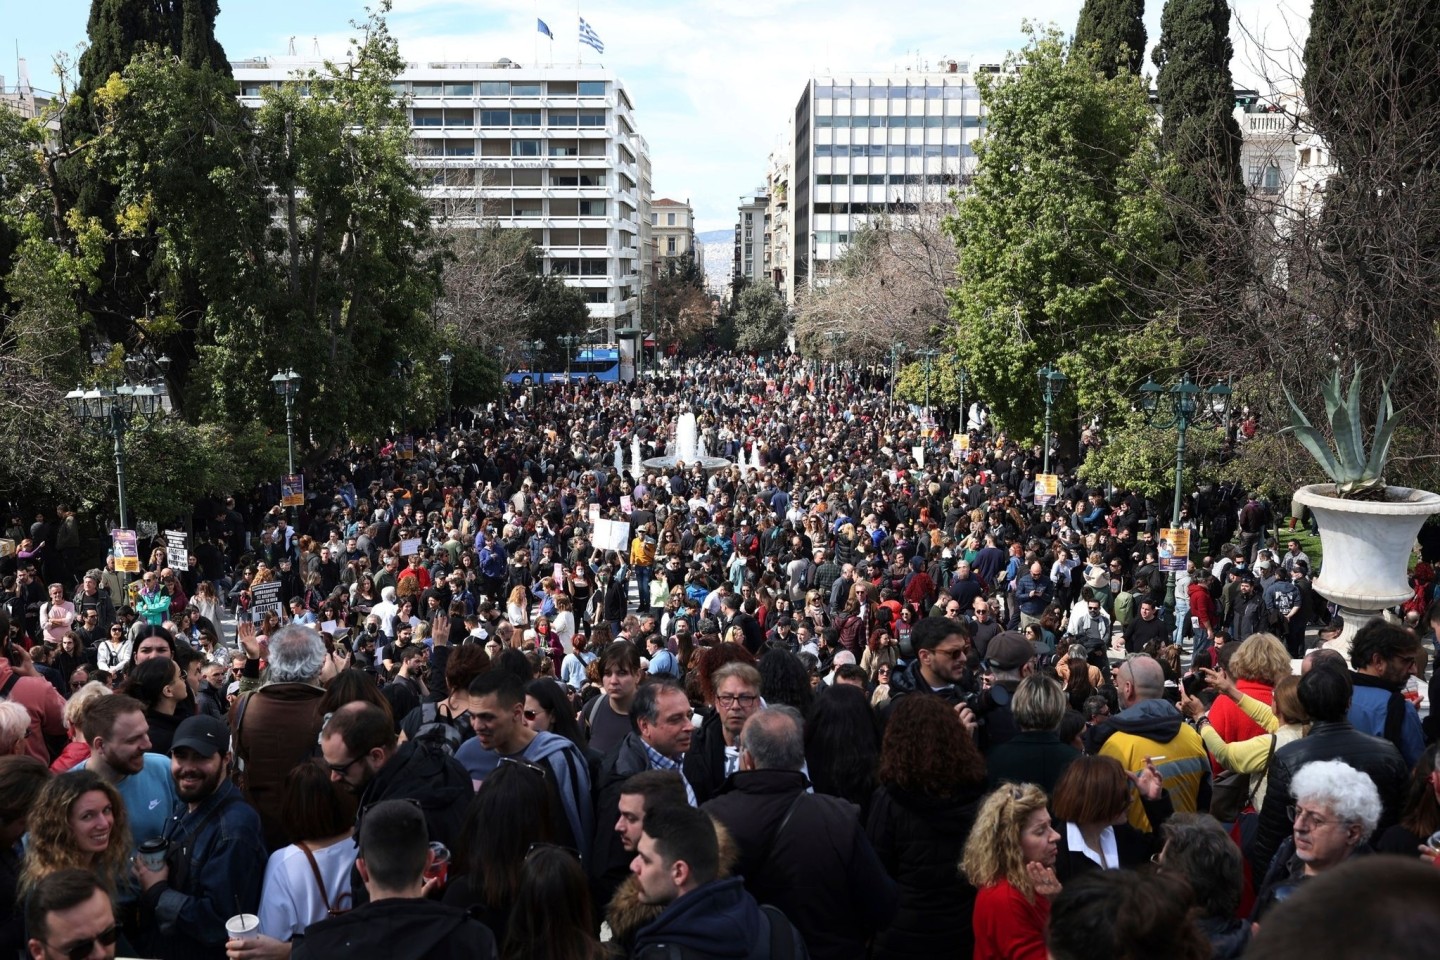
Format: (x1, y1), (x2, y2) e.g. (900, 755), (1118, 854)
(225, 914), (261, 940)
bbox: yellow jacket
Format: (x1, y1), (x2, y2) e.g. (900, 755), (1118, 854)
(1097, 705), (1209, 832)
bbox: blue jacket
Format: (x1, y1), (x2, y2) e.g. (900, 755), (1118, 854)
(1348, 672), (1425, 768)
(143, 780), (266, 960)
(632, 878), (772, 960)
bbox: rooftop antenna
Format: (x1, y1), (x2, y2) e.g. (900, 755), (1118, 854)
(287, 36), (296, 56)
(311, 37), (321, 57)
(17, 55), (31, 95)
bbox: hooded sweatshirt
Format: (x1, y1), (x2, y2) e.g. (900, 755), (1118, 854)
(1087, 699), (1209, 831)
(292, 897), (497, 960)
(632, 877), (768, 960)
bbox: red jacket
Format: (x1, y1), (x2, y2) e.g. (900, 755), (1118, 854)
(1207, 678), (1275, 776)
(1187, 580), (1218, 630)
(974, 878), (1050, 960)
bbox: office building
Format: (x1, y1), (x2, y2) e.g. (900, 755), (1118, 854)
(231, 57), (651, 340)
(732, 189), (769, 299)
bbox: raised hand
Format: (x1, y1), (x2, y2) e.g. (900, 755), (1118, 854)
(1025, 861), (1062, 898)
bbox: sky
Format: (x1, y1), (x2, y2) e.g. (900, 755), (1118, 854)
(2, 0), (1312, 233)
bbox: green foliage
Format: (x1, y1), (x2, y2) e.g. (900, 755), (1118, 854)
(1075, 0), (1148, 77)
(1078, 409), (1225, 497)
(894, 355), (969, 409)
(1281, 365), (1396, 497)
(1152, 0), (1245, 248)
(733, 283), (787, 353)
(946, 25), (1179, 444)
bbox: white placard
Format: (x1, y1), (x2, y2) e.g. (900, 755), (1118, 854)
(593, 518), (632, 553)
(398, 538), (422, 556)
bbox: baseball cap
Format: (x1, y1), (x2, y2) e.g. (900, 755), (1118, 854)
(172, 715), (231, 757)
(985, 631), (1034, 671)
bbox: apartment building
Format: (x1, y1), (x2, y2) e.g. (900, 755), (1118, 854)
(231, 57), (652, 340)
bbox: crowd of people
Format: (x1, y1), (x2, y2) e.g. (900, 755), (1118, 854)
(2, 350), (1439, 960)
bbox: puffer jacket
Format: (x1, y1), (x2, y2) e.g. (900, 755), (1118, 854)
(1247, 720), (1407, 879)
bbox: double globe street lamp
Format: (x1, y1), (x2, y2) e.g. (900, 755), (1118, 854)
(270, 369), (302, 476)
(1037, 364), (1069, 476)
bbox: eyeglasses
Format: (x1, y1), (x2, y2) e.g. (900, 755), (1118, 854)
(498, 756), (548, 779)
(932, 646), (968, 659)
(42, 924), (120, 960)
(716, 693), (759, 708)
(1288, 805), (1346, 829)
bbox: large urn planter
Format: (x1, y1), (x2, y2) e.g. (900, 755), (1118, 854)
(1294, 484), (1440, 656)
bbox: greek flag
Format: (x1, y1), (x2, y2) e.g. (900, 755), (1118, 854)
(537, 18), (553, 39)
(579, 16), (604, 54)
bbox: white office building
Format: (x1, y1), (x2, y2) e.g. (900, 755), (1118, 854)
(231, 57), (651, 339)
(791, 64), (987, 295)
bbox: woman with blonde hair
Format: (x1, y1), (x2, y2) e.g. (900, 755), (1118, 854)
(961, 783), (1061, 960)
(20, 769), (132, 896)
(1207, 632), (1292, 750)
(506, 584), (531, 629)
(51, 681), (110, 773)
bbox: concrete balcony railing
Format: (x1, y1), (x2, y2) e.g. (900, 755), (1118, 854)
(1243, 112), (1293, 137)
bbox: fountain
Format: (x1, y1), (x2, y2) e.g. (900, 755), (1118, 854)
(642, 410), (732, 473)
(630, 436), (643, 481)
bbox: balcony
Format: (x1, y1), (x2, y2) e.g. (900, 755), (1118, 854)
(1243, 112), (1292, 137)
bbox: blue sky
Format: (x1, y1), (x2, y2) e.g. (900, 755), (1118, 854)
(3, 0), (1311, 232)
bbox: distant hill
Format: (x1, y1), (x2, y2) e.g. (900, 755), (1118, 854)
(696, 229), (733, 295)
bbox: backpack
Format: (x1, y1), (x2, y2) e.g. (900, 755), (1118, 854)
(297, 840), (352, 917)
(634, 904), (802, 960)
(411, 701), (468, 756)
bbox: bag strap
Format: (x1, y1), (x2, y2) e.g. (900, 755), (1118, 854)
(760, 905), (795, 960)
(1246, 734), (1277, 807)
(0, 672), (20, 700)
(296, 841), (344, 915)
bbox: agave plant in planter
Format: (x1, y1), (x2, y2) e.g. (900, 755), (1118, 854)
(1283, 364), (1440, 653)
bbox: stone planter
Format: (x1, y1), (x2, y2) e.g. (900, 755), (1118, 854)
(1293, 484), (1440, 656)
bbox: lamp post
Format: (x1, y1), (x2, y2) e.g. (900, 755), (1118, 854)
(559, 333), (582, 383)
(65, 352), (172, 591)
(1138, 372), (1233, 606)
(888, 343), (904, 412)
(956, 362), (970, 434)
(1036, 364), (1069, 476)
(270, 369), (302, 476)
(916, 348), (939, 424)
(437, 352), (453, 430)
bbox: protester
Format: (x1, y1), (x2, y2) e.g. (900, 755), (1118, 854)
(961, 782), (1060, 960)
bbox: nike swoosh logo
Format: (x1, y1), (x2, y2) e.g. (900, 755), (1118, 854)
(149, 799), (161, 809)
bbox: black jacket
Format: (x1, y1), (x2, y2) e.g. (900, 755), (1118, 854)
(984, 730), (1081, 795)
(881, 659), (975, 726)
(865, 782), (985, 960)
(293, 898), (497, 960)
(703, 769), (897, 960)
(590, 732), (659, 910)
(1052, 791), (1172, 884)
(683, 708), (729, 804)
(632, 877), (804, 960)
(1248, 720), (1407, 879)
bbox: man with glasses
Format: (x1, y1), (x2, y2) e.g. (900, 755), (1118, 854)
(1251, 759), (1382, 923)
(25, 869), (119, 960)
(72, 573), (115, 633)
(1346, 619), (1426, 767)
(881, 615), (978, 724)
(685, 663), (763, 803)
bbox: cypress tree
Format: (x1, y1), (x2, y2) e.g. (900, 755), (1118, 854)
(1075, 0), (1147, 78)
(1152, 0), (1244, 246)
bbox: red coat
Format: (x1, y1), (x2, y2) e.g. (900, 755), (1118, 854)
(973, 878), (1050, 960)
(1207, 678), (1275, 776)
(1187, 580), (1218, 630)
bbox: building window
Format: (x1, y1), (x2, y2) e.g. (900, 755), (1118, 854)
(666, 213), (676, 226)
(512, 111), (541, 127)
(549, 112), (579, 127)
(667, 236), (677, 254)
(478, 81), (510, 96)
(578, 110), (607, 127)
(1263, 165), (1282, 194)
(513, 140), (542, 157)
(443, 83), (473, 96)
(411, 83), (442, 97)
(512, 82), (543, 96)
(578, 200), (605, 216)
(650, 213), (658, 225)
(578, 81), (607, 97)
(479, 109), (510, 126)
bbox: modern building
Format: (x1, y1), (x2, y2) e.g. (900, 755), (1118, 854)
(732, 189), (769, 300)
(790, 63), (987, 297)
(766, 138), (792, 301)
(231, 57), (652, 343)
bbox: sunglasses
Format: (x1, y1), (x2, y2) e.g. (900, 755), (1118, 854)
(42, 924), (120, 960)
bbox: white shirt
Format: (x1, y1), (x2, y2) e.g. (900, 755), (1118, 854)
(258, 837), (359, 939)
(1066, 822), (1119, 870)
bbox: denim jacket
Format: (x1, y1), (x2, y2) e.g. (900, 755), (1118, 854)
(142, 780), (266, 960)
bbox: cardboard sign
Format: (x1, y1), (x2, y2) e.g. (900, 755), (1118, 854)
(112, 530), (140, 573)
(250, 581), (282, 621)
(956, 435), (970, 451)
(912, 446), (925, 468)
(398, 538), (422, 557)
(280, 475), (305, 507)
(164, 530), (188, 569)
(593, 518), (631, 553)
(1160, 528), (1190, 572)
(1034, 474), (1059, 506)
(587, 503), (601, 525)
(621, 495), (633, 515)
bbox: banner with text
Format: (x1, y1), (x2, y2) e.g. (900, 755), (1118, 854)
(164, 530), (188, 569)
(112, 530), (140, 573)
(1034, 474), (1059, 506)
(280, 475), (305, 507)
(1159, 528), (1191, 572)
(250, 581), (283, 621)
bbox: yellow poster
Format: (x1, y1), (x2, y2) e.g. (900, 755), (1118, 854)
(1160, 528), (1190, 572)
(1034, 473), (1059, 505)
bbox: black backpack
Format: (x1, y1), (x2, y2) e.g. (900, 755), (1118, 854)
(411, 701), (468, 756)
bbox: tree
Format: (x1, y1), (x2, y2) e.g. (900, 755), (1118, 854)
(733, 284), (787, 353)
(793, 207), (958, 360)
(945, 26), (1177, 445)
(651, 252), (713, 348)
(1075, 0), (1148, 78)
(1152, 0), (1246, 251)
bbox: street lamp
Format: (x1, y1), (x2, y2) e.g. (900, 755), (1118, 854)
(916, 348), (940, 423)
(65, 351), (172, 591)
(1036, 364), (1069, 476)
(437, 352), (453, 429)
(558, 333), (582, 383)
(956, 362), (970, 433)
(270, 368), (302, 476)
(888, 343), (904, 412)
(1138, 372), (1233, 606)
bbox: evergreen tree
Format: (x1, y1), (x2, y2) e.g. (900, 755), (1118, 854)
(1152, 0), (1245, 250)
(1075, 0), (1148, 77)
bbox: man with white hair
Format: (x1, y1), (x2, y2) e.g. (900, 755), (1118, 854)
(230, 624), (339, 850)
(370, 585), (399, 639)
(1252, 759), (1382, 923)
